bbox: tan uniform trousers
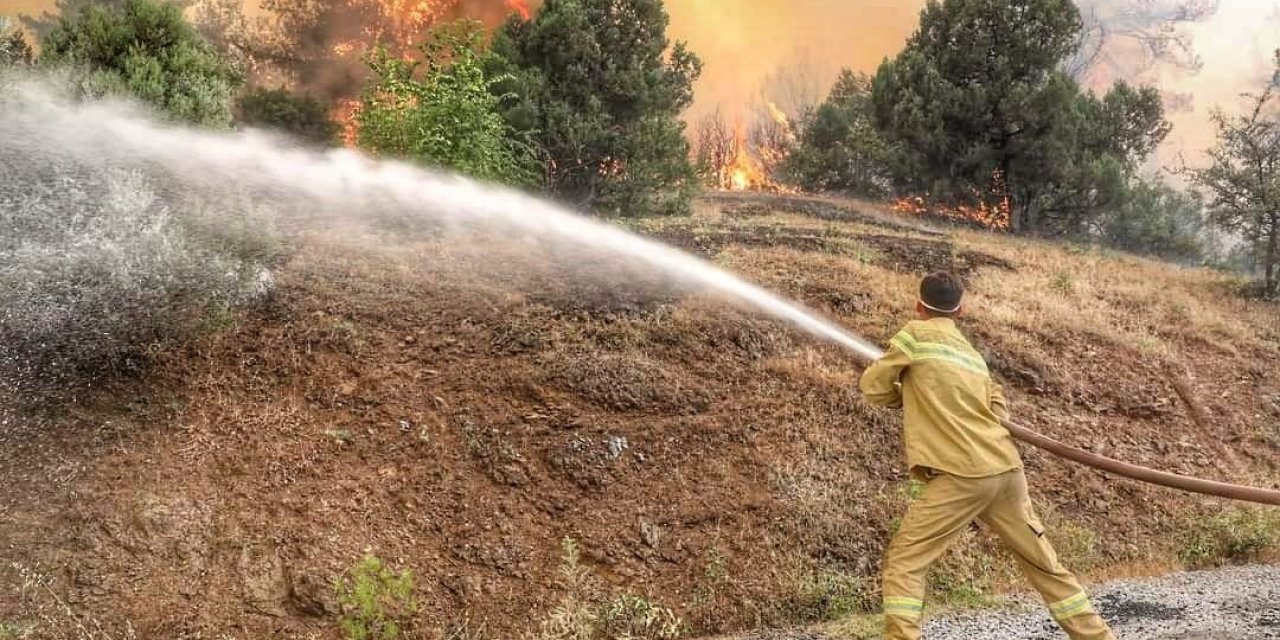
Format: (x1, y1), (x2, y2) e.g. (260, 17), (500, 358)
(882, 468), (1115, 640)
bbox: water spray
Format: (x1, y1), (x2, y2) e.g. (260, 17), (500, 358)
(3, 79), (1278, 506)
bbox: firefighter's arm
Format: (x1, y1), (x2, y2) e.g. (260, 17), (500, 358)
(860, 343), (911, 408)
(989, 379), (1010, 421)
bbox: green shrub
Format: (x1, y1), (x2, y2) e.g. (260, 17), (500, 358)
(1102, 178), (1204, 264)
(356, 21), (534, 185)
(39, 0), (239, 127)
(792, 570), (875, 622)
(0, 621), (28, 640)
(1050, 272), (1075, 295)
(1178, 509), (1280, 569)
(782, 70), (892, 197)
(333, 554), (417, 640)
(0, 17), (34, 66)
(0, 148), (278, 400)
(236, 86), (337, 145)
(597, 594), (682, 639)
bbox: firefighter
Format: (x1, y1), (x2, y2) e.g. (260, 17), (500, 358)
(860, 271), (1115, 640)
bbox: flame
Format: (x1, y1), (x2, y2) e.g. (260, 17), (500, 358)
(692, 103), (797, 192)
(505, 0), (531, 19)
(723, 126), (768, 191)
(334, 99), (361, 148)
(891, 171), (1012, 230)
(332, 41), (357, 56)
(766, 101), (788, 127)
(891, 196), (928, 216)
(386, 0), (442, 32)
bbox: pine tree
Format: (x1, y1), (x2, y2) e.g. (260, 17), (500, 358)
(489, 0), (702, 217)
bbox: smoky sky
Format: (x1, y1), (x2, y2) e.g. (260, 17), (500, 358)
(4, 0), (1278, 164)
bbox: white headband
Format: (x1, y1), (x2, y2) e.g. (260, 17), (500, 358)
(919, 299), (961, 314)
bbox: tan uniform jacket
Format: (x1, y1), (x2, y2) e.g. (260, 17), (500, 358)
(859, 317), (1021, 479)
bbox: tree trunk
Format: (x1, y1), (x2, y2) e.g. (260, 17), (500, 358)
(1267, 213), (1279, 297)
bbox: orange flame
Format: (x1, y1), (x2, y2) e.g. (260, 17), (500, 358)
(891, 171), (1012, 230)
(766, 101), (788, 127)
(723, 126), (767, 191)
(334, 99), (361, 148)
(505, 0), (531, 19)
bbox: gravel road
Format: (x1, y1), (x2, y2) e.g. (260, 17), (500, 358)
(724, 565), (1280, 640)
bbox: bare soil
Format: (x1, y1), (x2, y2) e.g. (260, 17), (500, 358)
(1, 194), (1277, 639)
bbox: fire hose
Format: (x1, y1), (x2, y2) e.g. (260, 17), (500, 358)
(857, 346), (1280, 506)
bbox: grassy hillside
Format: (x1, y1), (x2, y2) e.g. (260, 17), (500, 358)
(1, 193), (1277, 639)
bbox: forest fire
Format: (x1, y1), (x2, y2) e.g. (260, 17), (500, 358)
(505, 0), (532, 19)
(335, 99), (361, 147)
(891, 197), (1012, 230)
(385, 0), (446, 34)
(766, 101), (794, 139)
(323, 0), (534, 148)
(892, 185), (1012, 229)
(696, 107), (795, 192)
(725, 129), (768, 191)
(891, 170), (1013, 229)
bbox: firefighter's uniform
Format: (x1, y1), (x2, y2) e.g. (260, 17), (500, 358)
(860, 317), (1115, 640)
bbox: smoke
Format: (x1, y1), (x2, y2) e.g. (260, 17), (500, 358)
(1067, 0), (1219, 89)
(663, 0), (1279, 167)
(7, 0), (1279, 166)
(197, 0), (530, 103)
(1154, 2), (1280, 168)
(664, 0), (925, 126)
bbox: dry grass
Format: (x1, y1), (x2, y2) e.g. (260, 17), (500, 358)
(3, 194), (1278, 639)
(1, 563), (137, 640)
(957, 230), (1270, 357)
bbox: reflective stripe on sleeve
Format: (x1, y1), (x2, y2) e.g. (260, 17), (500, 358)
(890, 331), (989, 376)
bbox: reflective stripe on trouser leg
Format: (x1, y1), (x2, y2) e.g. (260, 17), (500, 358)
(977, 470), (1116, 640)
(884, 596), (925, 619)
(881, 473), (1002, 640)
(1048, 591), (1095, 621)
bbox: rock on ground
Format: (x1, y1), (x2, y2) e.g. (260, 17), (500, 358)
(726, 565), (1280, 640)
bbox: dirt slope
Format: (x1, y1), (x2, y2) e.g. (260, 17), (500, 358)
(1, 194), (1278, 639)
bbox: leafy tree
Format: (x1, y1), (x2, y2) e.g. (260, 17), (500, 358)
(39, 0), (239, 128)
(1102, 179), (1204, 264)
(21, 0), (195, 39)
(871, 0), (1170, 233)
(236, 86), (337, 145)
(1188, 55), (1280, 297)
(355, 21), (533, 185)
(1031, 82), (1170, 235)
(782, 69), (892, 197)
(872, 0), (1084, 229)
(1094, 82), (1172, 164)
(489, 0), (703, 217)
